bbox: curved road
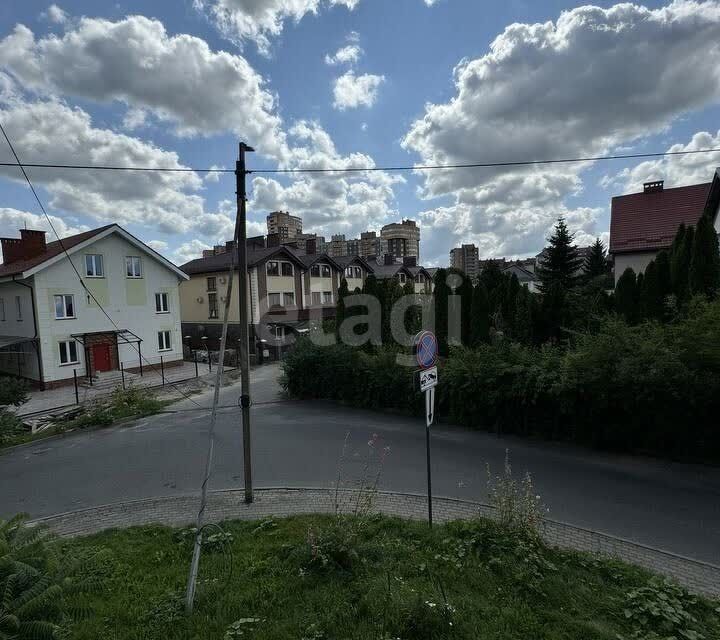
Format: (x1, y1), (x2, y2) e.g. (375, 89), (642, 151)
(2, 364), (719, 564)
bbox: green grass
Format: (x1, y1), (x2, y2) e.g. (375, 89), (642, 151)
(55, 515), (720, 640)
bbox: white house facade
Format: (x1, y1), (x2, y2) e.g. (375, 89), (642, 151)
(0, 225), (188, 388)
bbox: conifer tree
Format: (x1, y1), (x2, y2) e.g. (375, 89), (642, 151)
(536, 218), (583, 293)
(689, 213), (720, 298)
(615, 267), (638, 323)
(456, 273), (474, 346)
(583, 237), (609, 281)
(501, 273), (520, 333)
(540, 280), (566, 342)
(670, 224), (693, 301)
(433, 268), (450, 356)
(335, 278), (350, 338)
(469, 281), (490, 346)
(640, 260), (663, 320)
(513, 286), (534, 345)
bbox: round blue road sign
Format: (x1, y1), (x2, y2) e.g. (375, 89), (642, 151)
(415, 330), (438, 369)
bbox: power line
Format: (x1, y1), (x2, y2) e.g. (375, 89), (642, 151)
(0, 146), (719, 175)
(0, 121), (205, 410)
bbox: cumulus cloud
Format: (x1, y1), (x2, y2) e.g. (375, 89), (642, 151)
(0, 16), (286, 156)
(195, 0), (360, 54)
(0, 207), (86, 245)
(42, 4), (67, 24)
(325, 44), (362, 66)
(402, 0), (720, 263)
(332, 71), (384, 110)
(146, 239), (169, 253)
(173, 239), (212, 265)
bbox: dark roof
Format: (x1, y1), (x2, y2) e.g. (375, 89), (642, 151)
(372, 263), (414, 279)
(0, 224), (114, 278)
(502, 264), (536, 281)
(297, 253), (342, 270)
(333, 255), (374, 272)
(609, 179), (717, 255)
(181, 245), (309, 275)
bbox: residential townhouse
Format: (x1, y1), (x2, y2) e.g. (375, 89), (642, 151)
(0, 225), (187, 388)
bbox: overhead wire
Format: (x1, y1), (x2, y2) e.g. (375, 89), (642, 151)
(0, 121), (206, 410)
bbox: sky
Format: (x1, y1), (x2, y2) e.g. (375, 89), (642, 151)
(1, 0), (720, 267)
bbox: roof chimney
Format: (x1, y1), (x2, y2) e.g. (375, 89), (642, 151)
(267, 233), (280, 248)
(306, 238), (317, 255)
(1, 229), (47, 265)
(643, 180), (664, 194)
(384, 253), (394, 266)
(403, 256), (417, 267)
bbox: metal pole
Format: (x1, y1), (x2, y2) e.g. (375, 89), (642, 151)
(73, 369), (79, 404)
(161, 355), (165, 386)
(237, 142), (255, 504)
(120, 362), (125, 390)
(194, 350), (199, 378)
(425, 387), (434, 528)
(139, 342), (143, 377)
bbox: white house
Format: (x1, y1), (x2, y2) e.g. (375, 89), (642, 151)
(0, 224), (188, 388)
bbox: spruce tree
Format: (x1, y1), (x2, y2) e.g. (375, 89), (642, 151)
(501, 273), (520, 333)
(469, 281), (490, 346)
(513, 286), (534, 345)
(536, 217), (583, 293)
(640, 260), (663, 320)
(615, 267), (638, 324)
(480, 261), (504, 309)
(583, 237), (608, 281)
(540, 280), (566, 342)
(670, 224), (693, 302)
(456, 273), (474, 346)
(433, 268), (450, 356)
(689, 213), (720, 298)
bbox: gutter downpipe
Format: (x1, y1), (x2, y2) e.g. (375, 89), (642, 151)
(14, 275), (45, 390)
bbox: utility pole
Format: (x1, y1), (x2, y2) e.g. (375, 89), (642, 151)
(236, 142), (254, 504)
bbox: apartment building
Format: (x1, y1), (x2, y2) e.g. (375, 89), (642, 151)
(266, 210), (303, 242)
(381, 220), (420, 259)
(450, 243), (480, 279)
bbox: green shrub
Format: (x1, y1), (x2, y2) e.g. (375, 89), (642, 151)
(0, 410), (26, 445)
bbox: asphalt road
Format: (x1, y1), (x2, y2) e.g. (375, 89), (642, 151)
(2, 364), (719, 564)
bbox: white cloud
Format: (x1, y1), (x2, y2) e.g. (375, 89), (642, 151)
(325, 44), (363, 66)
(0, 17), (286, 156)
(195, 0), (360, 54)
(122, 107), (147, 131)
(602, 130), (720, 193)
(0, 208), (86, 246)
(173, 239), (212, 265)
(42, 4), (67, 24)
(332, 71), (384, 110)
(402, 0), (720, 263)
(146, 239), (169, 253)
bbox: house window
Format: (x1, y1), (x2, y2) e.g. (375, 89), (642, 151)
(416, 274), (425, 283)
(158, 330), (172, 351)
(311, 291), (321, 305)
(155, 292), (169, 313)
(268, 292), (282, 307)
(354, 266), (362, 279)
(208, 293), (218, 319)
(345, 267), (353, 278)
(283, 292), (295, 306)
(126, 256), (142, 278)
(311, 264), (320, 277)
(54, 294), (75, 319)
(321, 265), (331, 278)
(281, 262), (294, 277)
(15, 296), (21, 321)
(59, 340), (79, 365)
(85, 254), (104, 277)
(322, 291), (333, 304)
(0, 298), (4, 321)
(266, 261), (279, 276)
(271, 326), (285, 341)
(398, 273), (406, 284)
(207, 276), (217, 292)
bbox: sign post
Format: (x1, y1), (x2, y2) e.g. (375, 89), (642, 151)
(414, 330), (438, 528)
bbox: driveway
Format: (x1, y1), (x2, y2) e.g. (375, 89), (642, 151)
(2, 363), (719, 564)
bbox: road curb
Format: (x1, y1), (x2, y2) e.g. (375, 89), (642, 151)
(27, 487), (720, 598)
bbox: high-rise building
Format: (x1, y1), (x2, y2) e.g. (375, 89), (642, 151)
(359, 231), (387, 258)
(330, 234), (348, 257)
(450, 243), (480, 278)
(381, 219), (420, 259)
(266, 211), (303, 242)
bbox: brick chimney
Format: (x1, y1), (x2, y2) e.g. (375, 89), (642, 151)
(384, 253), (394, 266)
(1, 229), (47, 265)
(403, 256), (417, 267)
(267, 233), (280, 248)
(306, 238), (317, 255)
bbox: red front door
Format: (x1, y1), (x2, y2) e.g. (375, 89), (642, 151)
(92, 343), (112, 372)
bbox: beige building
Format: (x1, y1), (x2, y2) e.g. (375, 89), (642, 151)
(450, 243), (480, 279)
(266, 211), (303, 243)
(381, 219), (420, 259)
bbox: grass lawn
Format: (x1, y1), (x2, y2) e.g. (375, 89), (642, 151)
(57, 515), (720, 640)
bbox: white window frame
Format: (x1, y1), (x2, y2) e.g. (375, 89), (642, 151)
(59, 340), (79, 366)
(15, 296), (22, 321)
(345, 267), (353, 278)
(322, 291), (333, 304)
(126, 255), (143, 278)
(207, 276), (217, 292)
(266, 261), (280, 276)
(311, 291), (322, 305)
(54, 294), (75, 320)
(208, 292), (219, 319)
(310, 264), (320, 277)
(281, 262), (294, 277)
(354, 266), (362, 279)
(158, 330), (172, 352)
(155, 292), (169, 313)
(85, 254), (104, 278)
(268, 292), (282, 307)
(321, 265), (331, 278)
(283, 291), (295, 306)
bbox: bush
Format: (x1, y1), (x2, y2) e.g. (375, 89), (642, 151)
(0, 410), (26, 445)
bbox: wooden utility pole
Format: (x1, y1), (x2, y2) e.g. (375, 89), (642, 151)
(236, 142), (254, 504)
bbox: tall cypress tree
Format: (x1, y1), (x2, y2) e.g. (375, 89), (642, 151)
(670, 224), (693, 302)
(640, 260), (663, 320)
(480, 261), (504, 309)
(536, 218), (583, 293)
(501, 273), (520, 333)
(655, 250), (672, 301)
(689, 213), (720, 298)
(513, 286), (534, 345)
(335, 278), (350, 338)
(469, 281), (490, 346)
(540, 280), (566, 342)
(433, 268), (450, 356)
(583, 237), (608, 281)
(456, 273), (474, 346)
(615, 267), (638, 324)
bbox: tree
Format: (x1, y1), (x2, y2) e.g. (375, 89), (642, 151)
(615, 267), (638, 323)
(469, 281), (490, 346)
(536, 218), (583, 293)
(513, 286), (534, 345)
(640, 259), (663, 320)
(433, 268), (451, 356)
(583, 237), (609, 281)
(480, 261), (504, 307)
(335, 278), (350, 339)
(689, 213), (720, 298)
(671, 224), (694, 302)
(501, 273), (520, 333)
(540, 280), (566, 342)
(456, 272), (474, 346)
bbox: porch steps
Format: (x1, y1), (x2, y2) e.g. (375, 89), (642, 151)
(79, 371), (125, 391)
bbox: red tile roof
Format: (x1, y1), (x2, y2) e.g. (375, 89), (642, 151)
(609, 183), (712, 254)
(0, 225), (114, 277)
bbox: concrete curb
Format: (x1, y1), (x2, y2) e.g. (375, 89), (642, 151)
(28, 487), (720, 598)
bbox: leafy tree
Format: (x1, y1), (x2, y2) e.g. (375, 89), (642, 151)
(583, 237), (609, 281)
(433, 268), (451, 356)
(469, 281), (490, 346)
(536, 218), (583, 293)
(671, 224), (694, 302)
(615, 267), (638, 323)
(540, 280), (566, 342)
(689, 213), (720, 298)
(0, 377), (28, 407)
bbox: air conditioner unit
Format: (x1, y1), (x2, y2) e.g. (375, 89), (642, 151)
(196, 296), (204, 303)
